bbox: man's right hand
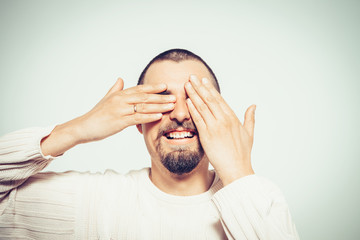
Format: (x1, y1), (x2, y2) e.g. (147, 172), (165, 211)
(40, 78), (176, 157)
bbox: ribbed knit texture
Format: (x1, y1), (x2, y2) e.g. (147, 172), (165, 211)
(0, 127), (299, 240)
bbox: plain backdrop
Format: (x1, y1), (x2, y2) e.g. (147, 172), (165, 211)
(1, 0), (359, 239)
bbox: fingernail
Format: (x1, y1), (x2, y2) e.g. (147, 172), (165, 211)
(166, 103), (175, 108)
(159, 83), (166, 89)
(190, 75), (199, 84)
(185, 82), (192, 88)
(202, 78), (209, 84)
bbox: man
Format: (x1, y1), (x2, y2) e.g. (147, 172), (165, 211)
(0, 49), (299, 239)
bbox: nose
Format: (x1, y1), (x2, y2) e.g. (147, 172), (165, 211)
(169, 98), (191, 123)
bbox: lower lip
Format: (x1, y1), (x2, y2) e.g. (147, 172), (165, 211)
(162, 135), (198, 145)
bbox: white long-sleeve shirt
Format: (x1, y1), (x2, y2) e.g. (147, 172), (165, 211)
(0, 127), (299, 239)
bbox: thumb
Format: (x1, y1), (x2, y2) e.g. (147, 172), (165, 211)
(243, 104), (256, 137)
(105, 78), (124, 98)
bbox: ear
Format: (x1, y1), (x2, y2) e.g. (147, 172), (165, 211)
(136, 124), (143, 134)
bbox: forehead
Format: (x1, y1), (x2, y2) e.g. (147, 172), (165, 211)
(143, 60), (213, 91)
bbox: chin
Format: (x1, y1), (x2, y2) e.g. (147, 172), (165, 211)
(160, 149), (204, 175)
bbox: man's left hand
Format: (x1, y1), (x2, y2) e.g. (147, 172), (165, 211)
(185, 75), (256, 186)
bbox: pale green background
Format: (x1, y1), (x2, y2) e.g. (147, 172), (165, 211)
(1, 0), (359, 239)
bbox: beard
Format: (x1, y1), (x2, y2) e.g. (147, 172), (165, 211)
(156, 121), (204, 175)
(158, 147), (204, 175)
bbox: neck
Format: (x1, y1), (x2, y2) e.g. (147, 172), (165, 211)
(149, 157), (215, 196)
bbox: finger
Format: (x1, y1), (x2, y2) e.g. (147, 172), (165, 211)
(125, 93), (176, 104)
(185, 81), (214, 125)
(201, 77), (237, 119)
(243, 105), (256, 137)
(186, 98), (207, 132)
(133, 103), (175, 114)
(123, 83), (167, 95)
(124, 113), (163, 126)
(104, 78), (124, 98)
(189, 76), (224, 118)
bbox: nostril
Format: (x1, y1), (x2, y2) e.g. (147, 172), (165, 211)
(169, 103), (191, 122)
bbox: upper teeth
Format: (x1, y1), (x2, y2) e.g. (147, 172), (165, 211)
(168, 131), (194, 139)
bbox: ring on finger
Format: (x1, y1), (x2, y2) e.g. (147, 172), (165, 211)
(133, 104), (137, 113)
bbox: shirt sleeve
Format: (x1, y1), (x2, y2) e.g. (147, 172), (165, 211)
(212, 175), (300, 240)
(0, 127), (111, 239)
(0, 126), (58, 200)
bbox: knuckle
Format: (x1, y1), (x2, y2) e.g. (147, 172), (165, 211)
(137, 103), (145, 112)
(139, 93), (149, 102)
(204, 94), (214, 103)
(200, 86), (211, 98)
(217, 115), (226, 123)
(222, 117), (232, 128)
(198, 102), (208, 112)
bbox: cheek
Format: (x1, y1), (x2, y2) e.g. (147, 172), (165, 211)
(142, 121), (161, 144)
(142, 121), (163, 157)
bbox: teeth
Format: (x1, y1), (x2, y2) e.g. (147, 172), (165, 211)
(167, 131), (194, 139)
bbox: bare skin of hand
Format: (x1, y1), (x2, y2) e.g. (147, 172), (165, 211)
(41, 78), (176, 157)
(185, 75), (256, 186)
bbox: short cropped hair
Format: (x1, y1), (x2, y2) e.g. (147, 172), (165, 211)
(137, 48), (220, 92)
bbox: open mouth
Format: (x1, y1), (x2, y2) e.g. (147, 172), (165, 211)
(163, 128), (197, 140)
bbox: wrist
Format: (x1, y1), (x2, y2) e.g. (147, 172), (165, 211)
(217, 165), (254, 186)
(40, 119), (83, 157)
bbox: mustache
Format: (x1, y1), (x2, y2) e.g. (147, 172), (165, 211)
(157, 121), (197, 140)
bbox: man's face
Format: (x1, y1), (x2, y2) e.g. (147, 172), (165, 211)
(137, 60), (215, 175)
